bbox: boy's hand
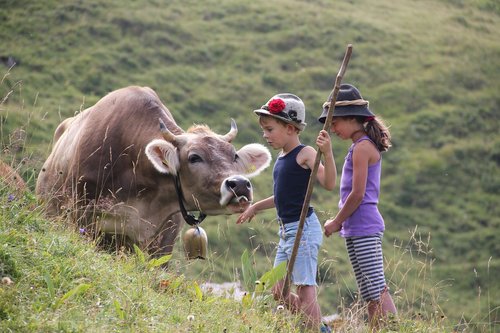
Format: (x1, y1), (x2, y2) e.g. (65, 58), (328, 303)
(236, 204), (257, 224)
(316, 130), (332, 156)
(324, 218), (342, 237)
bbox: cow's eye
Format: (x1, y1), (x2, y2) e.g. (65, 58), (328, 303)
(188, 154), (203, 163)
(234, 154), (239, 162)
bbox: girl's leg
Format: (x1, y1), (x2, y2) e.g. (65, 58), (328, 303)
(348, 234), (397, 329)
(380, 288), (397, 315)
(367, 288), (397, 329)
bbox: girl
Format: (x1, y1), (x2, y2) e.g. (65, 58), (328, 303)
(319, 83), (397, 330)
(237, 93), (336, 332)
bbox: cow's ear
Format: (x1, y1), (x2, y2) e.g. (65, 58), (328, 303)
(145, 139), (180, 175)
(236, 143), (272, 178)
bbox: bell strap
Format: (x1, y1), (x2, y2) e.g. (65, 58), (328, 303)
(173, 175), (207, 226)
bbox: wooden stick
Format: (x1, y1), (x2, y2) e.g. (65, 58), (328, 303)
(281, 44), (353, 298)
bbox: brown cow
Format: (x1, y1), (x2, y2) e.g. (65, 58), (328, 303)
(0, 159), (27, 195)
(36, 86), (271, 256)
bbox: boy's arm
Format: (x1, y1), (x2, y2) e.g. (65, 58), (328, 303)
(300, 130), (336, 190)
(316, 130), (336, 190)
(236, 196), (275, 224)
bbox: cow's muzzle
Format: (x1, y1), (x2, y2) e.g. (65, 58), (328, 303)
(219, 175), (253, 209)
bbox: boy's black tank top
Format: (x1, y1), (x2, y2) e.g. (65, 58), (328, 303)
(273, 144), (313, 223)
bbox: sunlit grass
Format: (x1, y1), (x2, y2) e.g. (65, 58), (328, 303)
(2, 183), (497, 332)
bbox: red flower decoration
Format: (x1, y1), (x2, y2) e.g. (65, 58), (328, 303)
(267, 98), (286, 114)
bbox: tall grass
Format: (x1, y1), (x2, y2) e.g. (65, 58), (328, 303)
(2, 180), (497, 331)
(0, 185), (305, 332)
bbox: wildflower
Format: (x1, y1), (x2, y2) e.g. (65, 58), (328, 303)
(159, 279), (170, 289)
(1, 277), (13, 285)
(276, 305), (285, 311)
(8, 194), (15, 202)
(187, 314), (195, 321)
(255, 280), (261, 285)
(79, 228), (86, 235)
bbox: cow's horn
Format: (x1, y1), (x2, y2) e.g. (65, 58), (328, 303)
(221, 118), (238, 142)
(159, 118), (176, 143)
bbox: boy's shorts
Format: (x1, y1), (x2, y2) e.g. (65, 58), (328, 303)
(274, 213), (323, 286)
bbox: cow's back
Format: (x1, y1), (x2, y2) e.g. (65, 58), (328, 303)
(36, 86), (181, 213)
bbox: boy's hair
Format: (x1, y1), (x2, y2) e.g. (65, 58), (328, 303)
(353, 116), (392, 152)
(259, 115), (301, 133)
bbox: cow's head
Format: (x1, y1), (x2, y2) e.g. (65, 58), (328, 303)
(145, 119), (271, 215)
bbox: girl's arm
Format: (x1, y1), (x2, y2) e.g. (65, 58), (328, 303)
(236, 195), (275, 224)
(324, 141), (372, 236)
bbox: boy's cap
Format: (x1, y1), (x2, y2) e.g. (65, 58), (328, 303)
(254, 93), (307, 130)
(318, 83), (375, 123)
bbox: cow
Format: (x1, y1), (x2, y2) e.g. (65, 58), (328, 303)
(0, 159), (27, 195)
(35, 86), (271, 256)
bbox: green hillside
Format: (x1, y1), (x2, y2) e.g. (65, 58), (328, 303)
(1, 0), (499, 331)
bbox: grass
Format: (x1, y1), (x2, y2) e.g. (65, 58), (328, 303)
(0, 186), (303, 332)
(2, 183), (497, 332)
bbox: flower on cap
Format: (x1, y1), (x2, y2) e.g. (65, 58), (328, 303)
(267, 98), (286, 114)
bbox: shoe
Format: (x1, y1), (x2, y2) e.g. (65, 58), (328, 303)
(320, 323), (332, 333)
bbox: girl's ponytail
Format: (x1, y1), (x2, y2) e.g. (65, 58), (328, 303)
(363, 116), (392, 152)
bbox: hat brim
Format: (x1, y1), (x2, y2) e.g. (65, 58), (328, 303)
(317, 105), (374, 123)
(254, 109), (306, 130)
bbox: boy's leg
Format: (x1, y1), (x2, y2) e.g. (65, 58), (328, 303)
(272, 279), (300, 313)
(297, 285), (321, 329)
(272, 283), (322, 330)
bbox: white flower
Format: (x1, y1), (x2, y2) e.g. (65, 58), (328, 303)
(187, 314), (195, 321)
(1, 277), (13, 285)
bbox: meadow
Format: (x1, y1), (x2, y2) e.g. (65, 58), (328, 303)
(1, 0), (499, 331)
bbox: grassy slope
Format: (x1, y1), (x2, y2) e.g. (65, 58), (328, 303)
(0, 190), (306, 332)
(1, 0), (499, 330)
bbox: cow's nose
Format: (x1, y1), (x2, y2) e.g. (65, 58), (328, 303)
(225, 175), (252, 199)
(220, 175), (254, 206)
(225, 176), (252, 202)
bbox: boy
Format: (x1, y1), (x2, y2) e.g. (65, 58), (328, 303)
(237, 93), (336, 331)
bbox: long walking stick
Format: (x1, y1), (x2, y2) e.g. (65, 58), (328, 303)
(281, 44), (353, 298)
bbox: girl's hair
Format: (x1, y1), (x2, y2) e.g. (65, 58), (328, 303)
(354, 116), (392, 152)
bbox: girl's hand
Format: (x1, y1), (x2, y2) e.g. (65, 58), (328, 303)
(236, 204), (257, 224)
(324, 218), (342, 237)
(316, 130), (332, 156)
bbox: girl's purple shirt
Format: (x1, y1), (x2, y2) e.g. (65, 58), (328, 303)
(339, 136), (385, 237)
